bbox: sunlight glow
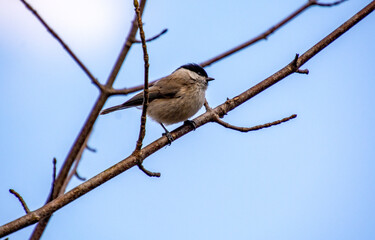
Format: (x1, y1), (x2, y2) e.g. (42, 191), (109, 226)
(0, 0), (132, 51)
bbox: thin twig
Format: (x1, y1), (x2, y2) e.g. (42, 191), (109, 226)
(85, 145), (97, 153)
(291, 54), (309, 74)
(2, 0), (372, 237)
(60, 129), (91, 195)
(133, 0), (149, 152)
(199, 0), (346, 67)
(19, 0), (103, 91)
(9, 189), (30, 214)
(134, 28), (168, 43)
(296, 69), (310, 74)
(204, 101), (297, 132)
(311, 0), (348, 7)
(106, 83), (153, 96)
(214, 114), (297, 132)
(138, 164), (161, 177)
(74, 172), (87, 181)
(50, 158), (57, 200)
(205, 100), (297, 132)
(133, 0), (161, 177)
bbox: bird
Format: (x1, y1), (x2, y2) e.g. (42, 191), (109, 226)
(100, 63), (214, 142)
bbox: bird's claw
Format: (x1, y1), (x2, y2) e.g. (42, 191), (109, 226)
(184, 120), (197, 130)
(162, 132), (174, 145)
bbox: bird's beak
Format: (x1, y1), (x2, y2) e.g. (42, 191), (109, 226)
(206, 77), (215, 81)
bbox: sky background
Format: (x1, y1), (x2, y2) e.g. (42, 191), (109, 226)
(1, 0), (375, 239)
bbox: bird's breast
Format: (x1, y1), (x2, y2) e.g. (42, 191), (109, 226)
(147, 84), (206, 125)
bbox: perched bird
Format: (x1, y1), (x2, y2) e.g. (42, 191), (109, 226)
(100, 63), (214, 142)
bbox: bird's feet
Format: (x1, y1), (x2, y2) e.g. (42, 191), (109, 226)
(162, 132), (174, 145)
(184, 120), (197, 130)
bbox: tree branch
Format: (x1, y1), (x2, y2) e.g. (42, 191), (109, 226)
(214, 114), (297, 132)
(9, 189), (30, 214)
(50, 158), (57, 201)
(19, 0), (103, 90)
(204, 101), (297, 132)
(28, 1), (148, 239)
(85, 145), (97, 153)
(134, 28), (168, 43)
(199, 0), (346, 67)
(1, 1), (373, 237)
(59, 130), (92, 195)
(74, 172), (87, 181)
(132, 0), (160, 177)
(291, 54), (310, 74)
(311, 0), (348, 7)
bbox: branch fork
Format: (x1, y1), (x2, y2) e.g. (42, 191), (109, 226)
(134, 28), (168, 43)
(134, 150), (161, 177)
(290, 54), (309, 74)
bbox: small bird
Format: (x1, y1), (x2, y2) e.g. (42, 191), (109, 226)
(100, 63), (214, 142)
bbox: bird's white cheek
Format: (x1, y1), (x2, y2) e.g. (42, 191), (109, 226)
(187, 71), (195, 79)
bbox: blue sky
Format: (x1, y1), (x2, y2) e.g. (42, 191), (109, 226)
(1, 0), (375, 239)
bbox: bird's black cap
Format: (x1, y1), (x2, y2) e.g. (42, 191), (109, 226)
(179, 63), (208, 78)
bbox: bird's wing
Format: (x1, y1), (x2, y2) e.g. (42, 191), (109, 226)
(153, 76), (183, 98)
(123, 80), (180, 106)
(100, 76), (182, 115)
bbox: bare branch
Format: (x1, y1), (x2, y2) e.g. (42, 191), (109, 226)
(60, 129), (91, 195)
(9, 189), (30, 214)
(138, 164), (161, 177)
(200, 0), (345, 67)
(132, 0), (160, 178)
(291, 54), (310, 74)
(50, 158), (57, 200)
(134, 28), (168, 43)
(214, 114), (297, 132)
(205, 100), (297, 132)
(133, 0), (150, 153)
(296, 69), (310, 74)
(74, 172), (87, 181)
(85, 145), (97, 153)
(19, 0), (103, 90)
(310, 0), (348, 7)
(106, 83), (153, 96)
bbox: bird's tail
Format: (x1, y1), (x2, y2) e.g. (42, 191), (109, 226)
(100, 104), (130, 115)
